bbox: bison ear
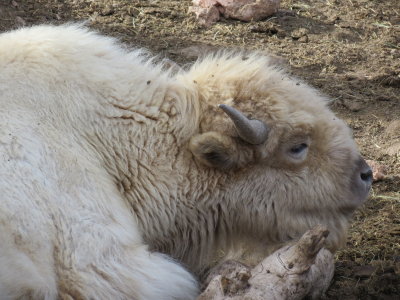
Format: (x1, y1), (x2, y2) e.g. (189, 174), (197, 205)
(189, 132), (238, 170)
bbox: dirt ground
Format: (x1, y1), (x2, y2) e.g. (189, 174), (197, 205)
(1, 0), (399, 299)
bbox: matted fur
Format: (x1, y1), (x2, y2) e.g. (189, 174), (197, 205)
(0, 25), (368, 299)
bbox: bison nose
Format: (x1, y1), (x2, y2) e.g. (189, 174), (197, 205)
(360, 168), (373, 183)
(351, 157), (372, 204)
(358, 158), (373, 184)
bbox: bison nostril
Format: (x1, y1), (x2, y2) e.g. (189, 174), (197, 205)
(360, 169), (373, 182)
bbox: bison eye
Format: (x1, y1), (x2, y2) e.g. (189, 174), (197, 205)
(290, 143), (308, 154)
(288, 143), (308, 160)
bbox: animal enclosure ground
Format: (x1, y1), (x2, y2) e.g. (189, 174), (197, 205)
(0, 0), (399, 299)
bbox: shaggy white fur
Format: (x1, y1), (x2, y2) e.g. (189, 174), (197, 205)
(0, 25), (369, 299)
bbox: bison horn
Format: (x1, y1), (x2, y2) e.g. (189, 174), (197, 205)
(219, 104), (269, 145)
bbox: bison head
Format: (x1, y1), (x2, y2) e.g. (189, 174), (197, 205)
(182, 52), (371, 263)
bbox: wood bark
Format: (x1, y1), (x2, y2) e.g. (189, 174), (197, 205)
(197, 225), (334, 300)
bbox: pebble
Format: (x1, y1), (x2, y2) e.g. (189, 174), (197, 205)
(366, 160), (388, 181)
(190, 0), (280, 26)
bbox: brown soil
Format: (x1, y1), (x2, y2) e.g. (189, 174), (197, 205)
(1, 0), (399, 299)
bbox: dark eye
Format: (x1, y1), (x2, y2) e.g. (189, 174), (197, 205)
(290, 143), (308, 154)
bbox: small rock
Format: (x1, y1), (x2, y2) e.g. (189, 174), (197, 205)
(189, 4), (220, 27)
(353, 265), (377, 278)
(366, 160), (388, 181)
(190, 0), (280, 26)
(218, 0), (281, 22)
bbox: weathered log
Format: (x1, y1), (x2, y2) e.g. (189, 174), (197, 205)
(197, 225), (334, 300)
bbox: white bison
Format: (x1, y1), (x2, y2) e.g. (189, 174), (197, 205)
(0, 25), (371, 299)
